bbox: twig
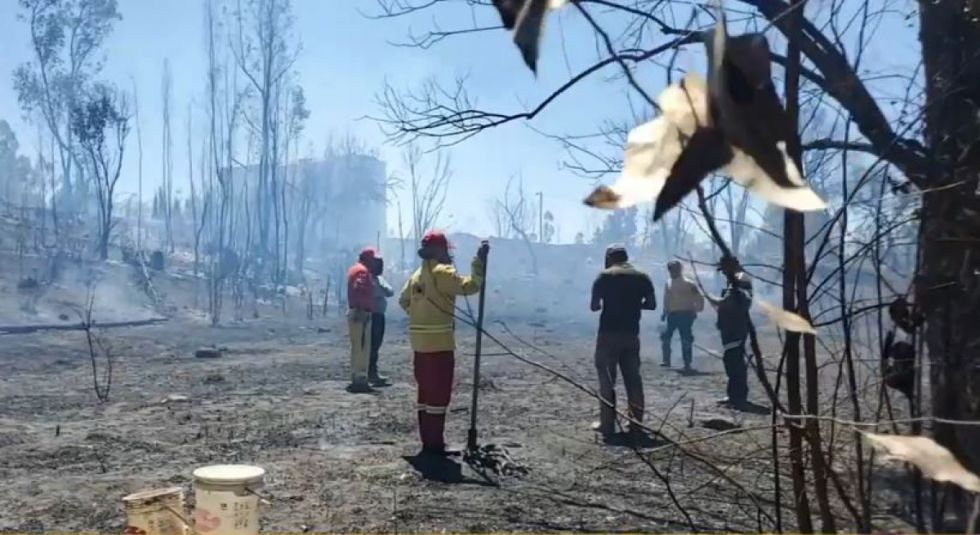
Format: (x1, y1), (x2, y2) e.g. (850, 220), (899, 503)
(781, 413), (980, 429)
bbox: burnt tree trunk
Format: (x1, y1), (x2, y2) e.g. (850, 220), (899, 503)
(784, 1), (815, 531)
(918, 0), (980, 529)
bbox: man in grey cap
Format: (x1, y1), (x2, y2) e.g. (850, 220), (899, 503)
(660, 260), (704, 372)
(589, 245), (656, 441)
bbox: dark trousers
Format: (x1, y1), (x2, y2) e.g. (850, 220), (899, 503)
(722, 340), (748, 406)
(369, 313), (386, 378)
(414, 351), (455, 449)
(661, 311), (696, 366)
(594, 333), (644, 434)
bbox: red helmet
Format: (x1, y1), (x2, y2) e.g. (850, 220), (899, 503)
(420, 230), (453, 250)
(358, 247), (379, 263)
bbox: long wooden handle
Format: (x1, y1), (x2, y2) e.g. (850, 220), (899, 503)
(467, 249), (489, 451)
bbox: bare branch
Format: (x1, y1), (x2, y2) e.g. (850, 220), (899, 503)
(373, 35), (699, 144)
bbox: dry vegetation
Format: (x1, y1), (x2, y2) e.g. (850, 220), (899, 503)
(0, 251), (913, 532)
(1, 0), (979, 533)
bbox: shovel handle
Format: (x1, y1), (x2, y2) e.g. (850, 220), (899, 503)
(467, 245), (490, 451)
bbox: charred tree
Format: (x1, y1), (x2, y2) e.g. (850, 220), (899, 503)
(231, 0), (298, 276)
(917, 0), (980, 528)
(783, 2), (834, 532)
(70, 85), (130, 261)
(131, 77), (144, 251)
(161, 59), (175, 253)
(15, 0), (122, 242)
(405, 142), (451, 246)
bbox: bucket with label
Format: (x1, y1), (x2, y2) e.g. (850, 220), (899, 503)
(122, 487), (189, 535)
(192, 464), (266, 535)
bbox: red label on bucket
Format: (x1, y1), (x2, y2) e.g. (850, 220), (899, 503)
(124, 526), (147, 535)
(195, 509), (221, 532)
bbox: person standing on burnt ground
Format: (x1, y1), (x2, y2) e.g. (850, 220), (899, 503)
(590, 245), (657, 442)
(346, 248), (378, 394)
(399, 231), (488, 456)
(368, 254), (394, 387)
(700, 255), (754, 411)
(660, 260), (705, 373)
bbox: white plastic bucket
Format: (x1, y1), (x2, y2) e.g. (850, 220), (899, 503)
(192, 464), (266, 535)
(122, 487), (188, 535)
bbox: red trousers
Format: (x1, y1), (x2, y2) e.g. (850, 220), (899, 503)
(413, 351), (455, 449)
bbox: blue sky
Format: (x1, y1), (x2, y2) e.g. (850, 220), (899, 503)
(0, 1), (920, 242)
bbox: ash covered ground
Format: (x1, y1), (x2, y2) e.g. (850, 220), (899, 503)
(0, 251), (905, 533)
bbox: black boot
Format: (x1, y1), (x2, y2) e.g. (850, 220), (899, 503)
(346, 380), (374, 394)
(421, 445), (460, 457)
(368, 359), (391, 386)
(369, 373), (391, 387)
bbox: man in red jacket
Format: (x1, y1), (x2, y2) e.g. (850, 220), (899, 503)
(347, 248), (377, 393)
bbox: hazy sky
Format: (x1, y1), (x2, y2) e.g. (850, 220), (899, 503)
(0, 1), (920, 243)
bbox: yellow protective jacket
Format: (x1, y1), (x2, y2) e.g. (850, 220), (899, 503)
(399, 257), (485, 353)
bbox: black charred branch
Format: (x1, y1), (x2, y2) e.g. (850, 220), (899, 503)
(0, 317), (167, 335)
(374, 35), (700, 145)
(737, 0), (936, 188)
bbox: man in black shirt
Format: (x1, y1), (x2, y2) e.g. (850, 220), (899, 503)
(590, 245), (656, 439)
(701, 255), (754, 410)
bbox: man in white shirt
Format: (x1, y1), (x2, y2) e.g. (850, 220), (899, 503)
(660, 261), (704, 372)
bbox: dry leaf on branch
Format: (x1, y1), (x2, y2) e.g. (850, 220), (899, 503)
(756, 300), (817, 335)
(582, 75), (704, 210)
(881, 330), (916, 400)
(582, 117), (679, 209)
(582, 74), (826, 214)
(888, 296), (924, 334)
(582, 2), (827, 219)
(492, 0), (569, 73)
(863, 433), (980, 493)
(702, 3), (826, 214)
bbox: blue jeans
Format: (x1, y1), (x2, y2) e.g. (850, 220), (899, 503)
(661, 311), (696, 366)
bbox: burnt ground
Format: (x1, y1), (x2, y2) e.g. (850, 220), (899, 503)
(0, 262), (914, 533)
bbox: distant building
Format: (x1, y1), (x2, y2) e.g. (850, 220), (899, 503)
(292, 154), (387, 251)
(226, 153), (387, 265)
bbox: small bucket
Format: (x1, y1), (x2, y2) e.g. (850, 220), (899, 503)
(122, 487), (188, 535)
(192, 464), (266, 535)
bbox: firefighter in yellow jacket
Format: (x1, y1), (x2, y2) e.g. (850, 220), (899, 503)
(399, 230), (488, 456)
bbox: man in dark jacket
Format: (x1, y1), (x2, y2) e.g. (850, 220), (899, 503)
(590, 245), (656, 440)
(369, 255), (394, 386)
(712, 255), (753, 410)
